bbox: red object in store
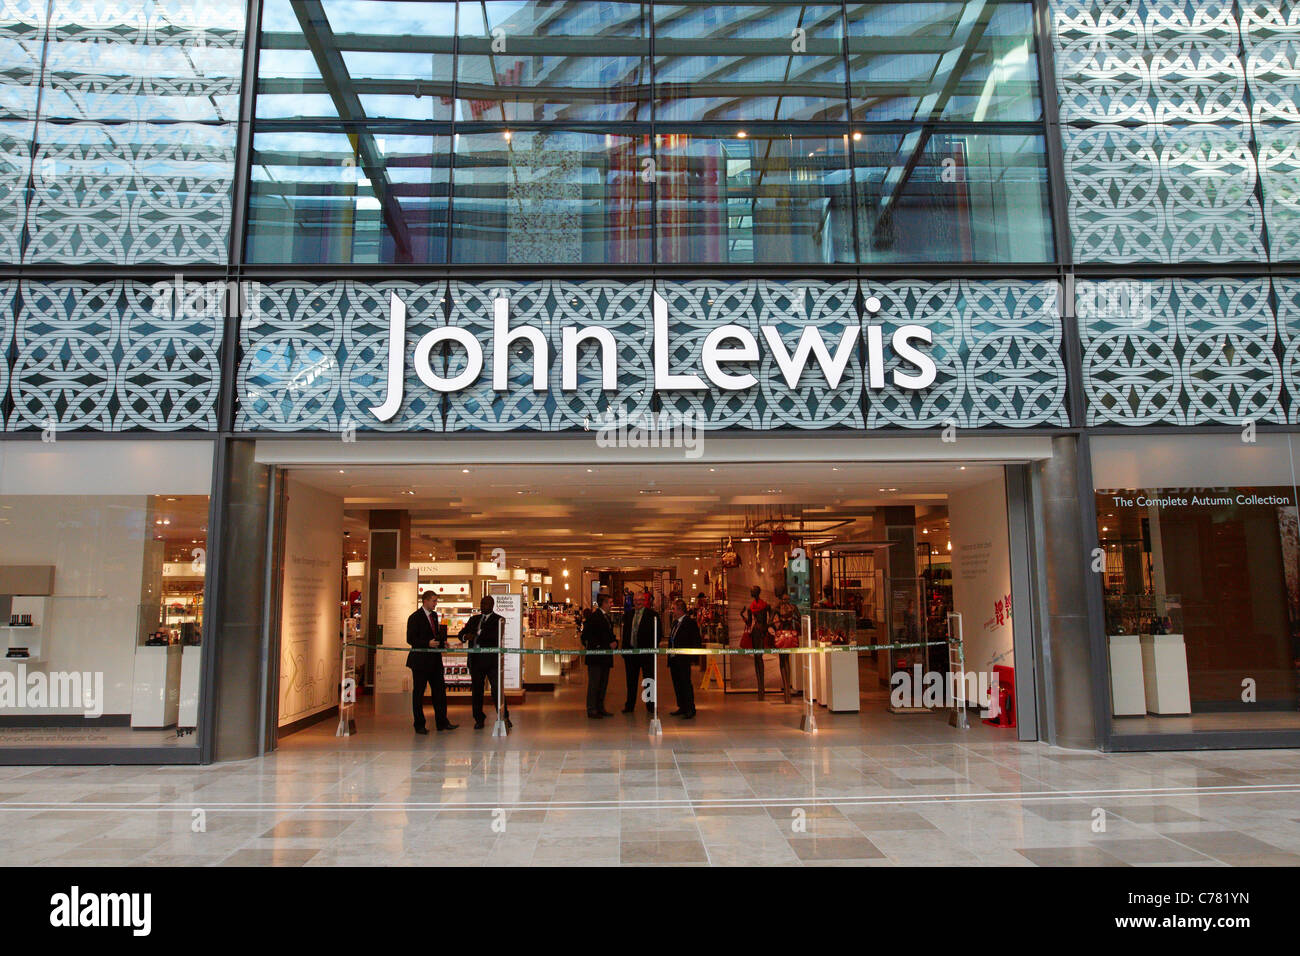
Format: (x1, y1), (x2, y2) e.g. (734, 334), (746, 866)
(983, 664), (1016, 728)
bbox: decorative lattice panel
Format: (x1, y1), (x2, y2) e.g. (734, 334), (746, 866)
(866, 280), (1068, 429)
(8, 279), (221, 430)
(1078, 277), (1283, 426)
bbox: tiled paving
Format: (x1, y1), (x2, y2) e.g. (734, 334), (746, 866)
(0, 730), (1297, 865)
(0, 678), (1297, 866)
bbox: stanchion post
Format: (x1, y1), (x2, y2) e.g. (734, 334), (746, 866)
(947, 612), (969, 730)
(492, 647), (508, 738)
(649, 618), (662, 738)
(335, 638), (352, 737)
(799, 613), (817, 733)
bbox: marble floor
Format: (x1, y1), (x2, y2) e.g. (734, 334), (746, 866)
(0, 678), (1298, 866)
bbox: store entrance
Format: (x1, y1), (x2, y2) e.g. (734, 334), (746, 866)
(265, 458), (1032, 750)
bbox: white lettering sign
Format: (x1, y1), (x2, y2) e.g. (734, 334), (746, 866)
(368, 290), (937, 422)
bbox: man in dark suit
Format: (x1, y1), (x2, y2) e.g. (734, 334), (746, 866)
(621, 591), (658, 715)
(581, 591), (617, 718)
(406, 590), (456, 734)
(459, 594), (510, 730)
(666, 598), (701, 719)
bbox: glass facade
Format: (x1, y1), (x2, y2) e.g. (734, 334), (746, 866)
(1092, 435), (1300, 736)
(0, 441), (213, 752)
(0, 0), (1299, 760)
(247, 0), (1055, 263)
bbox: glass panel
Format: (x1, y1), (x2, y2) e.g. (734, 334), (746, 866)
(0, 0), (45, 121)
(1092, 434), (1300, 735)
(1098, 488), (1300, 729)
(0, 441), (213, 751)
(852, 129), (1051, 262)
(450, 128), (649, 263)
(0, 118), (29, 262)
(653, 2), (847, 122)
(847, 0), (1040, 122)
(456, 0), (649, 123)
(41, 0), (246, 123)
(26, 120), (236, 264)
(247, 126), (450, 263)
(655, 130), (854, 263)
(256, 0), (456, 121)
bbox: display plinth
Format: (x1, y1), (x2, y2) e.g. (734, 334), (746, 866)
(820, 644), (861, 713)
(1107, 634), (1146, 716)
(1140, 633), (1191, 715)
(177, 644), (202, 727)
(131, 644), (182, 728)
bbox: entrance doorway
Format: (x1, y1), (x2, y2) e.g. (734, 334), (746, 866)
(263, 457), (1035, 750)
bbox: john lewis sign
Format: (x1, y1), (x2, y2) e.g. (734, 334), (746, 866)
(368, 290), (937, 421)
(233, 278), (1068, 433)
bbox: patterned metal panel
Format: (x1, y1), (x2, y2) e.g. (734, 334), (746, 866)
(1051, 0), (1268, 264)
(866, 280), (1067, 429)
(7, 0), (245, 264)
(444, 280), (654, 432)
(0, 0), (44, 263)
(1078, 277), (1283, 426)
(1271, 278), (1300, 424)
(1053, 0), (1247, 126)
(41, 0), (245, 123)
(8, 279), (222, 430)
(237, 280), (447, 433)
(1243, 1), (1300, 125)
(1061, 121), (1264, 265)
(25, 121), (236, 264)
(654, 280), (863, 432)
(236, 278), (1068, 433)
(0, 279), (12, 428)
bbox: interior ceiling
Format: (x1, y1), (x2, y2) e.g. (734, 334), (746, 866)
(292, 461), (998, 564)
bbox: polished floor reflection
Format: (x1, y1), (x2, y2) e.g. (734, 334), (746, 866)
(1, 681), (1298, 866)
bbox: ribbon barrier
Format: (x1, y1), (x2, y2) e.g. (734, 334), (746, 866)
(339, 630), (965, 738)
(344, 642), (946, 657)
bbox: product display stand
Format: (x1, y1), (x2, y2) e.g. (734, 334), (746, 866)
(649, 619), (662, 739)
(799, 615), (817, 733)
(492, 649), (508, 737)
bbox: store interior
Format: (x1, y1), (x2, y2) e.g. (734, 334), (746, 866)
(0, 490), (210, 748)
(273, 460), (1025, 749)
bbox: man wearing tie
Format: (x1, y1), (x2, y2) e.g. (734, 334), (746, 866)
(580, 591), (617, 718)
(406, 590), (457, 734)
(621, 591), (658, 715)
(459, 594), (511, 730)
(666, 597), (701, 719)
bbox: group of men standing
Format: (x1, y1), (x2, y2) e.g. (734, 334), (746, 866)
(579, 590), (702, 720)
(405, 590), (509, 734)
(404, 587), (703, 734)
